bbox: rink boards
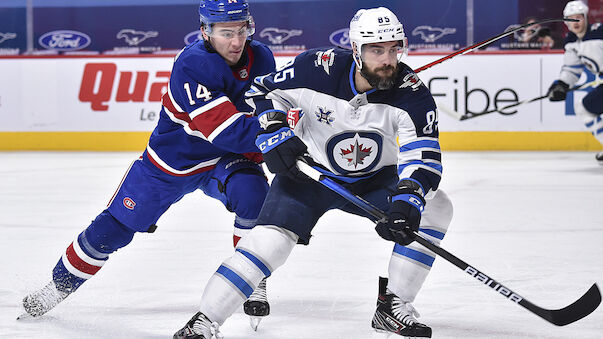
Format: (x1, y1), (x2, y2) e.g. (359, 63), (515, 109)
(0, 53), (600, 151)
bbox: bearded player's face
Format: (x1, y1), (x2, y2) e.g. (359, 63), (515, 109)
(360, 41), (400, 90)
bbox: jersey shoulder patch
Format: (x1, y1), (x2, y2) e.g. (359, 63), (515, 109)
(585, 23), (603, 40)
(381, 65), (437, 114)
(294, 47), (352, 77)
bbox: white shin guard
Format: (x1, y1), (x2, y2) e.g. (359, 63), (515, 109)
(199, 225), (298, 324)
(387, 189), (453, 302)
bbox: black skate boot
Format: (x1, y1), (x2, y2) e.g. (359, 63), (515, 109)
(596, 151), (603, 166)
(19, 281), (70, 319)
(371, 277), (432, 338)
(243, 277), (270, 330)
(174, 312), (223, 339)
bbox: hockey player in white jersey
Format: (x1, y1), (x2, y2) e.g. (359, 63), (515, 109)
(174, 7), (452, 339)
(547, 0), (603, 164)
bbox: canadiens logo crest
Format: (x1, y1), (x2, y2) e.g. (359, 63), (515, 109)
(399, 73), (422, 91)
(314, 48), (335, 75)
(123, 197), (136, 210)
(326, 132), (383, 174)
(315, 107), (335, 125)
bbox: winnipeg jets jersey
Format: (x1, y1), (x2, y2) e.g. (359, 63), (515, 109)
(560, 23), (603, 86)
(249, 48), (441, 194)
(143, 39), (275, 176)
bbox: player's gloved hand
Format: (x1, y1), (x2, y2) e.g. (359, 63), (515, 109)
(255, 109), (308, 180)
(547, 81), (569, 102)
(375, 179), (426, 246)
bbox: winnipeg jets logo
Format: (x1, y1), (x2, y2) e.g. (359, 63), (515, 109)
(412, 26), (456, 43)
(315, 107), (335, 125)
(399, 73), (422, 91)
(327, 132), (383, 174)
(117, 29), (159, 46)
(340, 138), (373, 169)
(314, 49), (335, 75)
(0, 32), (17, 44)
(260, 27), (303, 44)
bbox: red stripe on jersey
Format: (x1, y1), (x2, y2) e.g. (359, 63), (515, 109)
(65, 243), (102, 275)
(145, 151), (216, 177)
(162, 93), (191, 123)
(190, 100), (239, 137)
(161, 92), (181, 114)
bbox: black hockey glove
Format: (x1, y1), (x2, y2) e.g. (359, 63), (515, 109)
(255, 109), (308, 180)
(547, 81), (569, 102)
(375, 179), (426, 246)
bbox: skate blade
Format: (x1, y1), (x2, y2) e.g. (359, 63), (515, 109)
(249, 316), (262, 331)
(371, 329), (391, 338)
(17, 312), (33, 321)
(372, 329), (419, 339)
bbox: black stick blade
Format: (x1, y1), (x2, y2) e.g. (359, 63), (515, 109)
(526, 283), (601, 326)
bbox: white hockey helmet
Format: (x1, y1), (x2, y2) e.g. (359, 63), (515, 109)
(349, 7), (408, 70)
(563, 1), (588, 18)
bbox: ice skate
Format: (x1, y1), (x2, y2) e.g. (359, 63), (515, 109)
(371, 277), (432, 338)
(174, 311), (223, 339)
(243, 277), (270, 330)
(596, 151), (603, 166)
(18, 281), (69, 319)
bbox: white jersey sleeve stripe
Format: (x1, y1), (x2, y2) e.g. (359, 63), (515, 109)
(167, 82), (184, 113)
(146, 145), (221, 175)
(207, 112), (247, 142)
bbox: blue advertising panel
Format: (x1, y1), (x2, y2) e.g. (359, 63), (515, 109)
(0, 0), (572, 55)
(0, 7), (26, 55)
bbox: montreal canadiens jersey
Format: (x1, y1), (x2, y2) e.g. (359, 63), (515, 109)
(143, 39), (275, 176)
(560, 23), (603, 86)
(249, 48), (441, 194)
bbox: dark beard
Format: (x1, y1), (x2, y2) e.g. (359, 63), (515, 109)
(360, 63), (398, 90)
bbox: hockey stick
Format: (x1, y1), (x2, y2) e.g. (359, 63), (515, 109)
(296, 160), (602, 326)
(457, 79), (603, 121)
(412, 18), (577, 74)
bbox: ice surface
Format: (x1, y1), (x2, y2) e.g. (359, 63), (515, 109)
(1, 151), (602, 338)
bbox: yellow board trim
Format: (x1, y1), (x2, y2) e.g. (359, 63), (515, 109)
(0, 132), (152, 151)
(0, 131), (601, 151)
(439, 131), (602, 151)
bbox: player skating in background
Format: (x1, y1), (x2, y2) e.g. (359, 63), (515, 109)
(174, 7), (453, 339)
(547, 0), (603, 164)
(20, 0), (274, 325)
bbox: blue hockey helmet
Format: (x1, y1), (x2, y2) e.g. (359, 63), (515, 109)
(199, 0), (254, 31)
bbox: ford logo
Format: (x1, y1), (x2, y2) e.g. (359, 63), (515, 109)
(39, 30), (91, 51)
(184, 30), (203, 45)
(329, 28), (350, 49)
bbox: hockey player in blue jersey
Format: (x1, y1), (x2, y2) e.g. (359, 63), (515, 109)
(174, 7), (453, 339)
(547, 1), (603, 164)
(20, 0), (275, 324)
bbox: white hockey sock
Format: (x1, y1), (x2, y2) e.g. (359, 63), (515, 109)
(387, 190), (453, 301)
(575, 101), (603, 145)
(199, 225), (297, 324)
